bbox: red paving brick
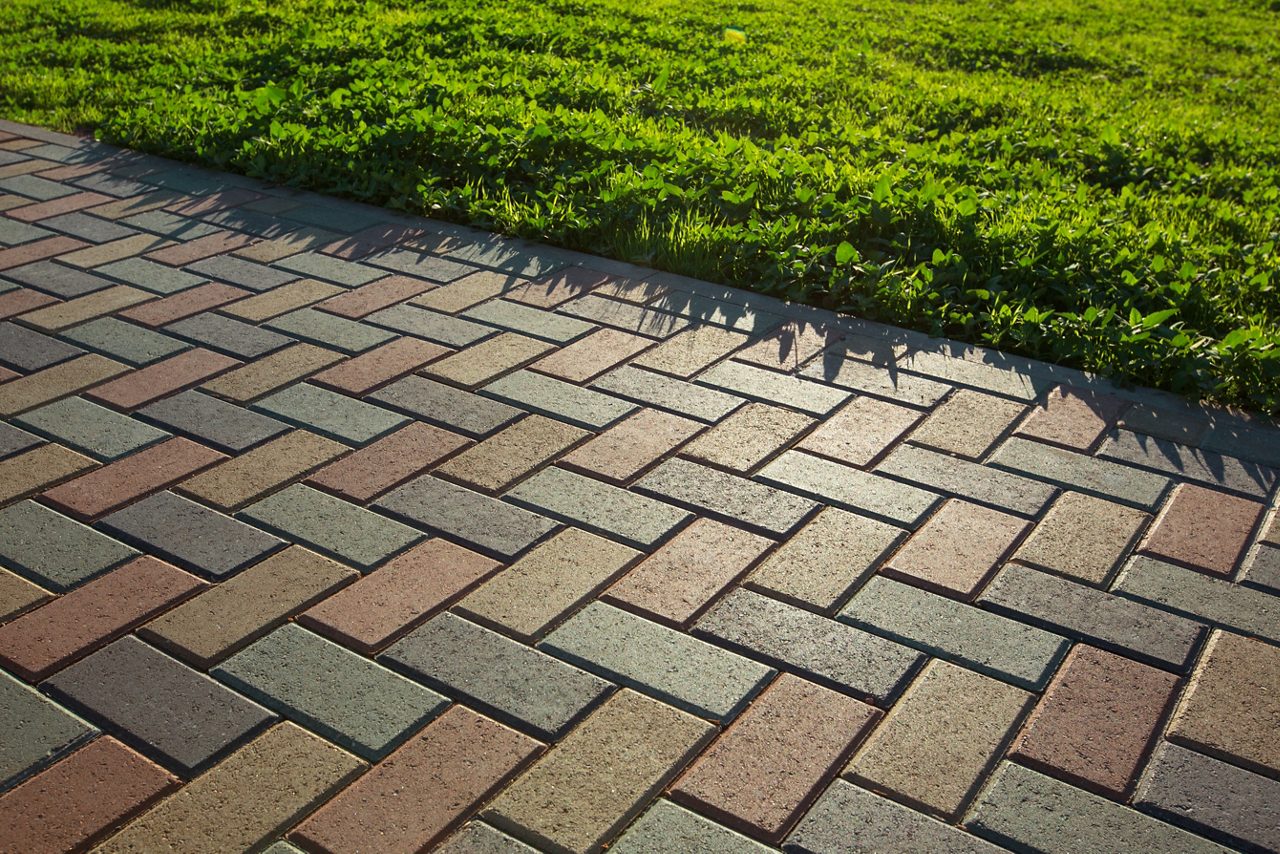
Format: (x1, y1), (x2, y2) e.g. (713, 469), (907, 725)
(7, 191), (114, 222)
(529, 327), (653, 383)
(311, 336), (449, 394)
(883, 499), (1030, 600)
(119, 282), (249, 327)
(1139, 483), (1264, 577)
(42, 437), (225, 519)
(560, 407), (702, 483)
(0, 235), (89, 270)
(307, 421), (470, 503)
(1017, 385), (1128, 450)
(0, 288), (56, 320)
(317, 274), (435, 318)
(87, 348), (240, 410)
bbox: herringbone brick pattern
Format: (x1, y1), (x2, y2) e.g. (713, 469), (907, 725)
(1, 121), (1278, 853)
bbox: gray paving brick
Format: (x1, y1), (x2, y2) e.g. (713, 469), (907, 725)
(374, 475), (556, 558)
(265, 307), (396, 353)
(757, 451), (941, 528)
(3, 260), (114, 297)
(69, 172), (154, 199)
(240, 483), (423, 570)
(559, 294), (690, 338)
(1242, 543), (1280, 593)
(1096, 429), (1276, 498)
(282, 201), (390, 234)
(0, 321), (83, 371)
(695, 588), (924, 705)
(0, 174), (77, 200)
(442, 238), (566, 278)
(0, 219), (52, 247)
(212, 623), (448, 760)
(97, 257), (205, 295)
(1114, 555), (1280, 643)
(613, 800), (772, 854)
(362, 247), (476, 282)
(15, 395), (169, 459)
(840, 576), (1069, 690)
(381, 612), (612, 739)
(0, 669), (96, 789)
(40, 211), (138, 243)
(895, 348), (1048, 401)
(0, 422), (42, 459)
(799, 357), (952, 408)
(462, 299), (595, 343)
(980, 563), (1206, 670)
(165, 312), (294, 358)
(505, 466), (691, 548)
(647, 287), (784, 335)
(635, 458), (817, 536)
(484, 369), (637, 429)
(590, 364), (744, 423)
(369, 375), (522, 437)
(1201, 422), (1280, 468)
(786, 779), (1004, 854)
(964, 762), (1230, 854)
(0, 500), (137, 591)
(43, 635), (273, 775)
(364, 303), (494, 347)
(988, 436), (1170, 509)
(540, 601), (773, 722)
(121, 210), (220, 241)
(252, 382), (408, 445)
(140, 389), (289, 452)
(186, 255), (297, 291)
(1135, 741), (1280, 852)
(695, 360), (850, 416)
(436, 822), (538, 854)
(101, 490), (284, 578)
(60, 316), (189, 364)
(876, 443), (1057, 517)
(271, 251), (383, 286)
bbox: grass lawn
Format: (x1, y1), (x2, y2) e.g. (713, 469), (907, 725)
(2, 0), (1279, 410)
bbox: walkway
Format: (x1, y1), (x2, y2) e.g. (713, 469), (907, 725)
(0, 120), (1277, 854)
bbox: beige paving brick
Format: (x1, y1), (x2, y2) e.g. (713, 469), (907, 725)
(681, 402), (814, 472)
(560, 408), (702, 484)
(632, 325), (749, 379)
(220, 279), (344, 323)
(0, 288), (57, 319)
(0, 443), (97, 503)
(17, 285), (153, 331)
(58, 234), (171, 269)
(435, 415), (588, 493)
(798, 395), (922, 467)
(201, 343), (343, 403)
(178, 429), (348, 510)
(412, 269), (518, 312)
(907, 389), (1027, 460)
(1015, 491), (1149, 585)
(883, 499), (1030, 600)
(530, 328), (653, 383)
(0, 568), (52, 623)
(425, 332), (556, 388)
(0, 354), (128, 416)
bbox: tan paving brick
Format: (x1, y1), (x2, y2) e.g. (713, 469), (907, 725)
(0, 443), (97, 503)
(530, 327), (653, 383)
(232, 227), (341, 262)
(424, 332), (555, 388)
(632, 325), (749, 378)
(178, 429), (347, 510)
(1015, 491), (1150, 585)
(435, 415), (587, 493)
(1140, 483), (1263, 577)
(412, 269), (519, 312)
(88, 348), (240, 410)
(883, 499), (1030, 600)
(316, 274), (434, 318)
(797, 395), (921, 467)
(7, 191), (113, 222)
(0, 568), (52, 623)
(119, 282), (248, 327)
(200, 343), (343, 403)
(0, 288), (57, 319)
(734, 321), (843, 371)
(311, 336), (448, 394)
(17, 285), (153, 331)
(144, 231), (255, 266)
(1017, 385), (1127, 450)
(307, 421), (469, 503)
(0, 235), (88, 271)
(560, 408), (702, 483)
(85, 191), (184, 221)
(57, 234), (172, 269)
(907, 388), (1027, 460)
(682, 402), (815, 472)
(0, 354), (128, 416)
(219, 278), (344, 322)
(503, 267), (606, 308)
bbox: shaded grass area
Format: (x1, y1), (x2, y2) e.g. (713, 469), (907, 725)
(2, 0), (1279, 409)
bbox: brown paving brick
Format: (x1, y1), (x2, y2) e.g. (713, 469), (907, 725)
(316, 274), (435, 318)
(1017, 385), (1127, 450)
(0, 288), (57, 320)
(734, 321), (843, 371)
(883, 499), (1030, 600)
(0, 443), (96, 503)
(424, 332), (555, 388)
(504, 267), (608, 308)
(1168, 629), (1280, 777)
(1139, 483), (1263, 577)
(93, 722), (365, 854)
(435, 415), (587, 494)
(632, 325), (749, 378)
(300, 538), (501, 653)
(144, 231), (255, 266)
(42, 437), (225, 520)
(141, 546), (356, 667)
(292, 705), (543, 854)
(484, 689), (715, 854)
(907, 388), (1027, 460)
(412, 269), (520, 312)
(1015, 491), (1149, 585)
(201, 343), (343, 403)
(17, 285), (153, 332)
(0, 568), (52, 623)
(682, 402), (814, 473)
(88, 348), (240, 410)
(560, 408), (701, 484)
(0, 354), (128, 416)
(798, 395), (922, 467)
(604, 518), (773, 627)
(1010, 644), (1178, 799)
(178, 429), (348, 510)
(847, 659), (1033, 819)
(671, 673), (880, 842)
(457, 527), (639, 641)
(0, 556), (204, 681)
(530, 327), (653, 384)
(0, 736), (178, 854)
(220, 278), (344, 323)
(58, 234), (171, 269)
(747, 507), (906, 612)
(0, 235), (88, 271)
(307, 422), (469, 503)
(119, 282), (249, 327)
(311, 337), (448, 395)
(8, 192), (112, 222)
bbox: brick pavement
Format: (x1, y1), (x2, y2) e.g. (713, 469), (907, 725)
(0, 120), (1278, 853)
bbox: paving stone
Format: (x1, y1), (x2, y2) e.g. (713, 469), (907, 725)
(0, 173), (77, 200)
(409, 269), (519, 312)
(265, 306), (397, 353)
(424, 331), (553, 388)
(840, 576), (1069, 691)
(733, 320), (843, 372)
(611, 804), (771, 854)
(43, 635), (272, 775)
(143, 229), (255, 266)
(1097, 428), (1276, 497)
(87, 348), (240, 410)
(291, 704), (542, 854)
(672, 673), (880, 843)
(61, 316), (189, 365)
(1015, 385), (1126, 450)
(483, 689), (716, 854)
(875, 443), (1057, 517)
(362, 246), (476, 282)
(907, 388), (1027, 460)
(604, 518), (773, 627)
(560, 293), (689, 338)
(0, 444), (96, 504)
(1241, 542), (1280, 593)
(8, 192), (115, 224)
(92, 722), (364, 854)
(14, 395), (169, 460)
(436, 821), (539, 853)
(178, 429), (347, 510)
(590, 364), (743, 422)
(694, 588), (923, 705)
(630, 325), (748, 378)
(1013, 491), (1149, 586)
(0, 421), (41, 460)
(799, 356), (952, 408)
(0, 320), (82, 370)
(1135, 741), (1280, 852)
(0, 235), (88, 273)
(681, 402), (814, 472)
(271, 250), (383, 285)
(311, 336), (450, 394)
(484, 368), (637, 429)
(530, 327), (654, 383)
(757, 450), (941, 528)
(251, 382), (408, 445)
(895, 348), (1052, 401)
(647, 290), (782, 335)
(119, 282), (248, 327)
(506, 466), (691, 548)
(3, 259), (113, 298)
(1139, 483), (1263, 577)
(301, 538), (500, 652)
(0, 499), (138, 590)
(0, 568), (50, 622)
(308, 421), (468, 503)
(1167, 629), (1280, 778)
(439, 237), (565, 278)
(164, 312), (293, 358)
(369, 374), (522, 437)
(220, 278), (344, 322)
(883, 499), (1029, 600)
(462, 298), (595, 344)
(1010, 644), (1179, 799)
(211, 623), (447, 760)
(58, 235), (169, 271)
(0, 736), (177, 854)
(964, 761), (1230, 854)
(0, 556), (203, 681)
(560, 408), (701, 484)
(96, 257), (204, 295)
(40, 211), (140, 244)
(0, 219), (51, 247)
(138, 389), (288, 452)
(456, 527), (638, 640)
(988, 436), (1170, 509)
(0, 670), (96, 789)
(694, 359), (849, 417)
(239, 483), (422, 571)
(366, 303), (494, 346)
(1201, 421), (1280, 468)
(1116, 554), (1280, 643)
(635, 458), (817, 536)
(316, 273), (434, 318)
(141, 546), (355, 667)
(503, 266), (612, 308)
(0, 353), (127, 416)
(747, 508), (904, 613)
(200, 342), (343, 402)
(0, 287), (56, 320)
(186, 255), (297, 291)
(436, 414), (587, 493)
